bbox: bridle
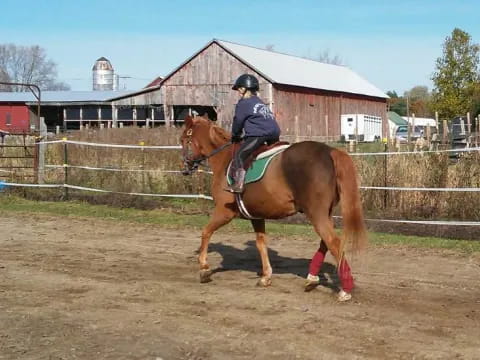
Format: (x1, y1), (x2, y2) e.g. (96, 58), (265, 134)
(182, 128), (233, 175)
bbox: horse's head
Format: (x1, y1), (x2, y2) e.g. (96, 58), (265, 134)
(180, 114), (231, 175)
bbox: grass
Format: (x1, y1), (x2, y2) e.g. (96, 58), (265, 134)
(0, 195), (479, 254)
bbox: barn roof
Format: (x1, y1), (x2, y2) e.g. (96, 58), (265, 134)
(0, 90), (136, 104)
(214, 40), (388, 99)
(388, 111), (408, 125)
(402, 116), (436, 127)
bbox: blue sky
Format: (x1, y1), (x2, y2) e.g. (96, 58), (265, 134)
(1, 0), (479, 93)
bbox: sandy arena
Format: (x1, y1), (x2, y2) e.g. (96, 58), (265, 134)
(0, 212), (479, 359)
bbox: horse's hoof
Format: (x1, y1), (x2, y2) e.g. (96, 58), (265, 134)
(257, 277), (272, 287)
(304, 274), (320, 292)
(199, 269), (212, 283)
(337, 289), (352, 302)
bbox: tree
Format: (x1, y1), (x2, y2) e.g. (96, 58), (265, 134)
(387, 90), (407, 115)
(304, 49), (343, 65)
(316, 49), (343, 65)
(471, 82), (480, 119)
(431, 28), (480, 119)
(0, 67), (10, 91)
(404, 85), (433, 118)
(0, 43), (70, 91)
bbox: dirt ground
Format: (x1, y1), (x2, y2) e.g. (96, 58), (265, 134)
(0, 213), (479, 360)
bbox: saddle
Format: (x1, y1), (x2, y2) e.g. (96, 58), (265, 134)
(244, 141), (290, 170)
(227, 141), (290, 186)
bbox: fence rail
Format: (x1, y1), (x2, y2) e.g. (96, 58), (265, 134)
(0, 137), (479, 227)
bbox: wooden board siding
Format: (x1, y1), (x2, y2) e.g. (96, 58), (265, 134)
(161, 41), (387, 139)
(161, 42), (271, 129)
(273, 84), (387, 140)
(0, 104), (30, 133)
(111, 91), (162, 107)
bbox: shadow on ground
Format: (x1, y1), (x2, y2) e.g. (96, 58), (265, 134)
(208, 240), (340, 290)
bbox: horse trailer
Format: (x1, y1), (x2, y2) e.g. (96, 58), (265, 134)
(340, 114), (383, 142)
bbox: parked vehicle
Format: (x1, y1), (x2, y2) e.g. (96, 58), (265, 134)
(448, 116), (476, 158)
(340, 114), (383, 142)
(394, 125), (422, 143)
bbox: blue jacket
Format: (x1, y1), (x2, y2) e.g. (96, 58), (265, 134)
(232, 96), (281, 138)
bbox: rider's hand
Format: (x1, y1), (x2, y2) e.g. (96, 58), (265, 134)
(231, 135), (242, 143)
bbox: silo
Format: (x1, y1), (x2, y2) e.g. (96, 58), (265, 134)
(92, 57), (114, 91)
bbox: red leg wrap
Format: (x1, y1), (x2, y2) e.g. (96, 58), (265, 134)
(338, 258), (354, 293)
(308, 242), (328, 276)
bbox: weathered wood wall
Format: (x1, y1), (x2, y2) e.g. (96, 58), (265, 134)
(162, 42), (387, 140)
(273, 85), (387, 140)
(161, 42), (271, 129)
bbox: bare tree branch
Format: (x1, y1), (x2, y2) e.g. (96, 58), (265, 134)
(0, 43), (70, 91)
(303, 48), (344, 65)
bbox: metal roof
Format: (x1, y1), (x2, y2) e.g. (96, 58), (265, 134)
(0, 90), (136, 104)
(388, 111), (408, 125)
(216, 40), (388, 99)
(402, 116), (436, 127)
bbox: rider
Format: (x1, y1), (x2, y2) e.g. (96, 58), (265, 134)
(226, 74), (281, 193)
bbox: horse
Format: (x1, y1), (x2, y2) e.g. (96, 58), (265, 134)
(180, 114), (367, 301)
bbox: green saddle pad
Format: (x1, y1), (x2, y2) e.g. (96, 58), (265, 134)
(227, 151), (282, 186)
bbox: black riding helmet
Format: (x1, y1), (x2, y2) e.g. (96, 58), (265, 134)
(232, 74), (259, 91)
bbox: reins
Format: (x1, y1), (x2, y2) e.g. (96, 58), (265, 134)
(190, 141), (233, 166)
(182, 129), (233, 175)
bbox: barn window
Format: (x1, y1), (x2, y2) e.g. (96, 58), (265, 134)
(6, 113), (11, 126)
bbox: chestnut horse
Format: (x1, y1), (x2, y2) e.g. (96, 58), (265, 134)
(180, 115), (367, 301)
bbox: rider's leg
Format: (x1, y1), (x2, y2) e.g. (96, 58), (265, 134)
(227, 137), (264, 193)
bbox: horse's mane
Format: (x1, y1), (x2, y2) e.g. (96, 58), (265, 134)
(211, 124), (231, 139)
(186, 115), (231, 146)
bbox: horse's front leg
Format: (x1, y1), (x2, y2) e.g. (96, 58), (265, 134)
(251, 219), (272, 287)
(198, 208), (234, 283)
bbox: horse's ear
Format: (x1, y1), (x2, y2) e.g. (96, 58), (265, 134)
(184, 115), (193, 127)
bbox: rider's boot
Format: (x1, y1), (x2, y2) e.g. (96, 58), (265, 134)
(225, 168), (246, 193)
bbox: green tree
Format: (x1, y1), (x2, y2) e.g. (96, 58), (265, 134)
(387, 90), (407, 115)
(386, 90), (398, 98)
(471, 82), (480, 119)
(431, 28), (480, 119)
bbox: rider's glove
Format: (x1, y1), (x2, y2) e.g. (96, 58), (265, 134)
(231, 135), (242, 143)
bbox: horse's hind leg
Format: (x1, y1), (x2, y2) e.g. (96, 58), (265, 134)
(304, 240), (328, 292)
(311, 215), (354, 301)
(198, 208), (235, 283)
(251, 219), (272, 287)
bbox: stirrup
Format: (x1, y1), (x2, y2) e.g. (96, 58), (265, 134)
(224, 184), (244, 193)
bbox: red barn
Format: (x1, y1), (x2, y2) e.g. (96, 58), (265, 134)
(0, 103), (30, 133)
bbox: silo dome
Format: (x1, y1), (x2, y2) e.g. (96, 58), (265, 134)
(92, 57), (114, 91)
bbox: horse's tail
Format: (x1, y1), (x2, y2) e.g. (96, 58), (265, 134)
(330, 148), (368, 258)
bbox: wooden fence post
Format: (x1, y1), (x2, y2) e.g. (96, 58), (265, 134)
(63, 138), (69, 200)
(443, 120), (448, 144)
(140, 141), (146, 193)
(383, 141), (388, 209)
(37, 117), (46, 184)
